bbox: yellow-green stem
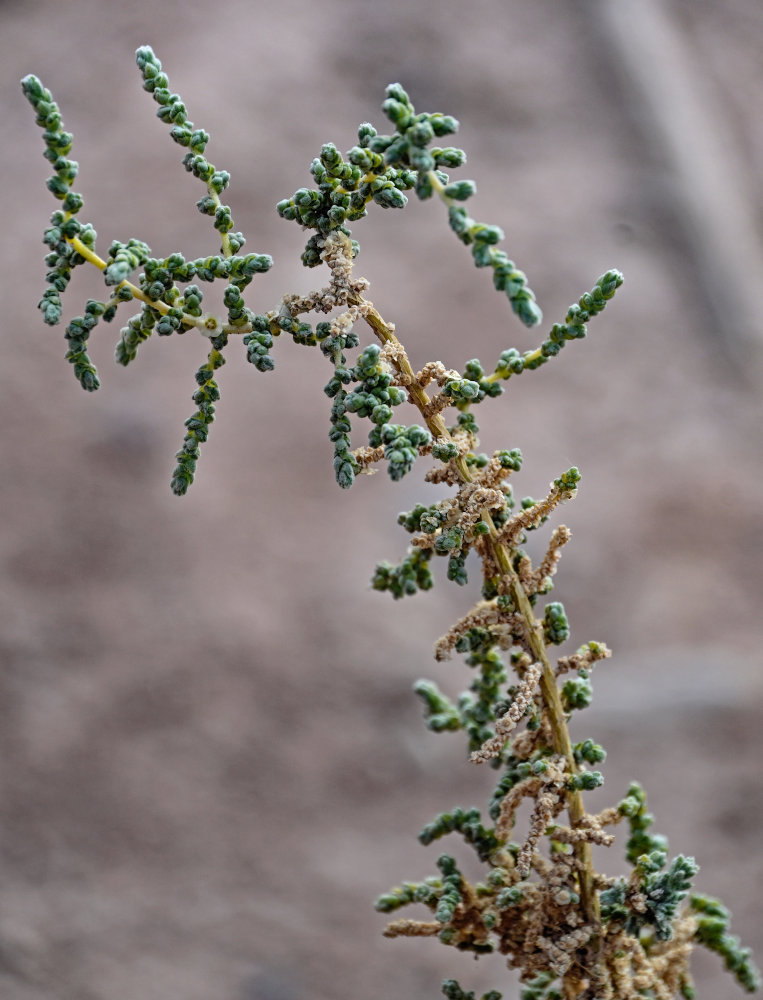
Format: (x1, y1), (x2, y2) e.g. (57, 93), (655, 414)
(352, 292), (600, 929)
(206, 184), (233, 259)
(66, 235), (245, 337)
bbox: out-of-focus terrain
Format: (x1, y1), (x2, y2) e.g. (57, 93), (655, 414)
(1, 1), (761, 997)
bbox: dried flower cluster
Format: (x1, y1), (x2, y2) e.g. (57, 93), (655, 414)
(21, 48), (758, 1000)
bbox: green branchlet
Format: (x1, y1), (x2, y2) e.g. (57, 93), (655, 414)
(276, 81), (546, 327)
(600, 850), (699, 944)
(372, 549), (433, 599)
(618, 781), (670, 864)
(375, 879), (439, 914)
(22, 49), (275, 490)
(369, 422), (432, 483)
(172, 340), (227, 496)
(691, 896), (762, 993)
(487, 271), (624, 384)
(638, 852), (699, 941)
(561, 670), (593, 712)
(21, 72), (101, 388)
(572, 739), (606, 766)
(135, 46), (240, 249)
(435, 854), (465, 925)
(419, 807), (503, 864)
(542, 602), (570, 645)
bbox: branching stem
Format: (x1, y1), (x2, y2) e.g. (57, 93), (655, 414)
(62, 226), (595, 926)
(66, 234), (262, 338)
(352, 290), (600, 929)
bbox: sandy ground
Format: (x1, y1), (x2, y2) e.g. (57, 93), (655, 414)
(1, 1), (762, 998)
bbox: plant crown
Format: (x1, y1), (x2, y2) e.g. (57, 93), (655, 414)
(21, 46), (759, 1000)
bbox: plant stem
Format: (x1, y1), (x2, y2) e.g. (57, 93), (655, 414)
(58, 228), (600, 927)
(65, 235), (242, 337)
(353, 292), (601, 929)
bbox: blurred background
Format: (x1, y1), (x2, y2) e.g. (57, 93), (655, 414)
(1, 0), (762, 997)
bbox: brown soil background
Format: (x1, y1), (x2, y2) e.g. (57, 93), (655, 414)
(2, 1), (762, 998)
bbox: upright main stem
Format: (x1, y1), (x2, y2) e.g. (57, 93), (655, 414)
(354, 293), (601, 929)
